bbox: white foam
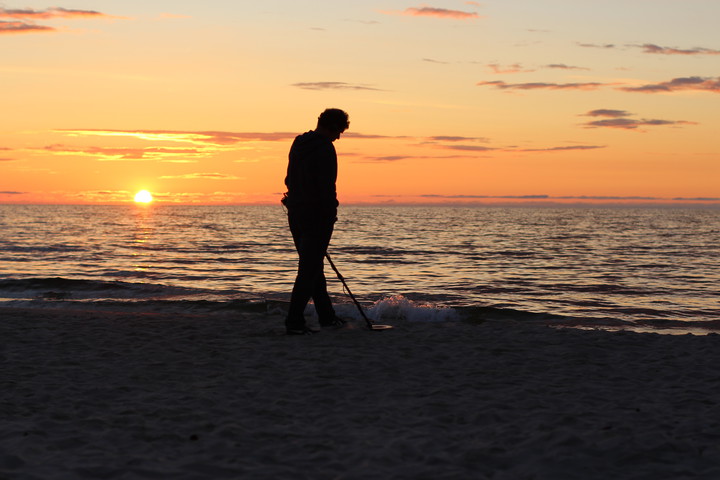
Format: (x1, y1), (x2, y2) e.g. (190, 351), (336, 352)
(365, 295), (459, 322)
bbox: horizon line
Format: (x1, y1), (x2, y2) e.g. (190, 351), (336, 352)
(2, 200), (719, 209)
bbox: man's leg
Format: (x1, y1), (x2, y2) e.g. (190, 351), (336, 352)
(286, 212), (334, 330)
(311, 270), (337, 324)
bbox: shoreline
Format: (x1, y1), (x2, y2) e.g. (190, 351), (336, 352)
(2, 306), (720, 479)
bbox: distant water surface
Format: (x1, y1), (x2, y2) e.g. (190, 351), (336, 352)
(1, 205), (718, 332)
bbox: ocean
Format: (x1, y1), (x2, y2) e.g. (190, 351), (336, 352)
(1, 204), (718, 334)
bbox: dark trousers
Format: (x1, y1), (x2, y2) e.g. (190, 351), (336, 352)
(286, 209), (336, 328)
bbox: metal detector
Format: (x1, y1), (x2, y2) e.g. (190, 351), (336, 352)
(325, 253), (393, 331)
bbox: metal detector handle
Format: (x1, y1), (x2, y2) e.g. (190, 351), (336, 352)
(325, 253), (375, 329)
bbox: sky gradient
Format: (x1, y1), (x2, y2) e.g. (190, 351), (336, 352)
(2, 1), (719, 205)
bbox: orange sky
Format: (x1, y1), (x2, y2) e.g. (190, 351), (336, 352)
(1, 1), (719, 205)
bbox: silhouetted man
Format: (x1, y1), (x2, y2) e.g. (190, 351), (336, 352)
(282, 108), (350, 335)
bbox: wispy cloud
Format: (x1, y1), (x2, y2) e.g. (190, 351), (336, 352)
(436, 142), (605, 154)
(0, 7), (109, 19)
(635, 44), (720, 55)
(580, 109), (696, 130)
(583, 109), (632, 118)
(159, 173), (241, 180)
(439, 144), (497, 152)
(0, 148), (16, 161)
(364, 155), (415, 162)
(578, 43), (616, 49)
(58, 129), (296, 145)
(583, 118), (696, 130)
(342, 132), (409, 140)
(477, 80), (609, 91)
(579, 42), (720, 56)
(413, 135), (606, 156)
(423, 58), (450, 64)
(487, 63), (534, 74)
(619, 76), (720, 94)
(0, 6), (120, 34)
(42, 144), (212, 162)
(357, 154), (489, 163)
(514, 145), (605, 152)
(544, 64), (590, 71)
(479, 76), (719, 94)
(427, 135), (490, 143)
(0, 191), (27, 195)
(42, 129), (300, 164)
(383, 6), (481, 20)
(0, 20), (53, 34)
(291, 81), (384, 91)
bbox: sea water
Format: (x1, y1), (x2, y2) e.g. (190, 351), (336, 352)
(0, 204), (718, 333)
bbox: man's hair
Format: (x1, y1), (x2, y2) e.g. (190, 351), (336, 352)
(317, 108), (350, 132)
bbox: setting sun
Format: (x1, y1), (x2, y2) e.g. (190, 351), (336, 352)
(134, 190), (153, 204)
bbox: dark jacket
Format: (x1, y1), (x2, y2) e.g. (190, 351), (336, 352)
(283, 131), (339, 214)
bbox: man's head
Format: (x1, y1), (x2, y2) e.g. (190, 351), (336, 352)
(316, 108), (350, 141)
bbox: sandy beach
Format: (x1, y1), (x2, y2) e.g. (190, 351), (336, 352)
(2, 305), (720, 479)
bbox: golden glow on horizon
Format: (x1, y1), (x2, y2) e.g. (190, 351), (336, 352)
(134, 190), (153, 204)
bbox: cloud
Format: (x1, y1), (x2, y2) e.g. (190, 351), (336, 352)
(364, 155), (415, 162)
(357, 141), (605, 163)
(0, 7), (119, 35)
(42, 144), (214, 162)
(583, 109), (633, 118)
(436, 143), (605, 153)
(418, 135), (494, 151)
(159, 173), (241, 180)
(487, 63), (534, 74)
(619, 76), (720, 94)
(439, 144), (497, 152)
(636, 44), (720, 55)
(580, 109), (696, 129)
(515, 145), (605, 152)
(582, 118), (696, 130)
(0, 20), (54, 34)
(58, 129), (297, 145)
(578, 42), (720, 56)
(672, 197), (720, 202)
(423, 58), (450, 64)
(291, 81), (383, 91)
(0, 191), (27, 195)
(384, 6), (480, 20)
(427, 135), (490, 143)
(477, 80), (609, 91)
(544, 64), (590, 71)
(0, 7), (109, 19)
(358, 153), (490, 163)
(343, 132), (409, 140)
(578, 43), (616, 49)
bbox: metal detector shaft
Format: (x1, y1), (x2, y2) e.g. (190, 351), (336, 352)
(325, 253), (375, 329)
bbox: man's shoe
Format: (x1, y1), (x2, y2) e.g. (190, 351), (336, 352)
(319, 316), (346, 328)
(286, 326), (319, 335)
